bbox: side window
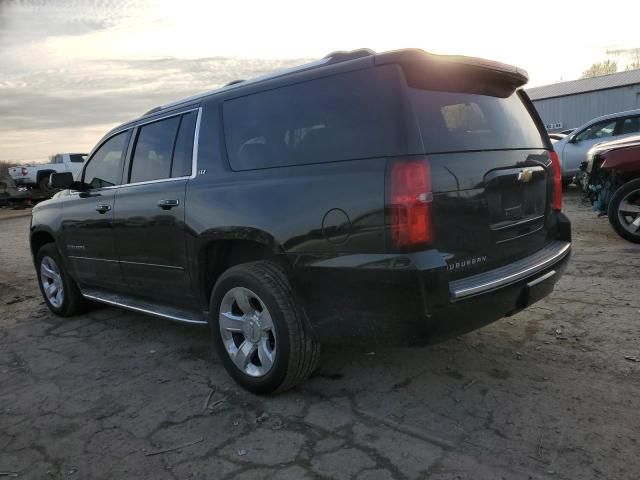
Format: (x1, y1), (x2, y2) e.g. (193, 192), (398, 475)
(223, 66), (403, 170)
(619, 116), (640, 135)
(171, 111), (197, 178)
(575, 120), (617, 142)
(83, 131), (129, 189)
(130, 116), (180, 183)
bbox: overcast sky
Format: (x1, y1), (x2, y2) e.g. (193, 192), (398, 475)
(1, 0), (639, 163)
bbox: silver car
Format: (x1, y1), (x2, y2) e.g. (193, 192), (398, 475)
(553, 109), (640, 183)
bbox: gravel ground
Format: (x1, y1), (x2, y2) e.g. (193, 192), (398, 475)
(1, 190), (639, 479)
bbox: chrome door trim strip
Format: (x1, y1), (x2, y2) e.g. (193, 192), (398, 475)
(67, 256), (184, 271)
(68, 255), (118, 263)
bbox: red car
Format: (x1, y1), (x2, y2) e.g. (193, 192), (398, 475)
(582, 135), (640, 243)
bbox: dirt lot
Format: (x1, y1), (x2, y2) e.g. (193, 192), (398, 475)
(1, 191), (639, 480)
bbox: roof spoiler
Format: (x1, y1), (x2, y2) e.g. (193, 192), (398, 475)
(375, 49), (529, 97)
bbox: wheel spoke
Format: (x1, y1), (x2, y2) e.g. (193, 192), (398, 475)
(233, 340), (256, 371)
(619, 200), (640, 214)
(41, 263), (57, 279)
(260, 310), (274, 331)
(219, 311), (244, 332)
(257, 339), (274, 371)
(632, 216), (640, 229)
(46, 283), (57, 297)
(233, 289), (254, 315)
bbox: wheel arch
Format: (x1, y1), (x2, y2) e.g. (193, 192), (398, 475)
(30, 228), (56, 258)
(35, 169), (56, 184)
(194, 228), (291, 306)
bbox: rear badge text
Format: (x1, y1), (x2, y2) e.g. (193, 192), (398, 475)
(448, 255), (488, 271)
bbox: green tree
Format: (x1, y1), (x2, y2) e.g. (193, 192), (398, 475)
(581, 60), (618, 78)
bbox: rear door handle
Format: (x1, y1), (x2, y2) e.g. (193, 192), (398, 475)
(157, 199), (179, 210)
(95, 204), (111, 214)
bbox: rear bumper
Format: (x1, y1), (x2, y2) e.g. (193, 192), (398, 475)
(295, 217), (571, 345)
(449, 240), (569, 301)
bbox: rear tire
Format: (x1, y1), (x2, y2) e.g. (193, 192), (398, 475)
(36, 243), (87, 316)
(209, 261), (320, 394)
(38, 176), (51, 192)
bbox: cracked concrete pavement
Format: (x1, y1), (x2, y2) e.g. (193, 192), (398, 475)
(1, 191), (639, 479)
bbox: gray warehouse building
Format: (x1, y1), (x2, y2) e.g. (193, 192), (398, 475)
(527, 69), (640, 132)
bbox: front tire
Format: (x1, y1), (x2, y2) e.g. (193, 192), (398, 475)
(36, 243), (87, 316)
(608, 178), (640, 244)
(209, 261), (320, 394)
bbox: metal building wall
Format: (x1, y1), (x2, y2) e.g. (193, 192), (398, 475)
(531, 84), (640, 132)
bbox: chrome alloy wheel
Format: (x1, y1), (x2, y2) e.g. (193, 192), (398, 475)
(40, 256), (64, 308)
(218, 287), (277, 377)
(617, 189), (640, 236)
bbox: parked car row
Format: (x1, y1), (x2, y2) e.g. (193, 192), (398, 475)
(580, 135), (640, 243)
(552, 109), (640, 184)
(545, 108), (640, 243)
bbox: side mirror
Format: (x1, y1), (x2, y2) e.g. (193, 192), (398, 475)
(50, 172), (73, 189)
(568, 135), (579, 144)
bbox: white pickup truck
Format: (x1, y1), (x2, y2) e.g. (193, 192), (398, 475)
(8, 153), (87, 190)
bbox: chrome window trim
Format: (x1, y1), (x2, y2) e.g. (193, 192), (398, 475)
(71, 107), (202, 194)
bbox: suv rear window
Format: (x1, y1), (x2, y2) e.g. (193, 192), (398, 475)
(223, 66), (404, 170)
(409, 89), (545, 153)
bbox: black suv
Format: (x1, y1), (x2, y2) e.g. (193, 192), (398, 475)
(32, 49), (571, 393)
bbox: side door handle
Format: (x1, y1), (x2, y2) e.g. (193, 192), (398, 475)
(157, 199), (179, 210)
(95, 204), (111, 214)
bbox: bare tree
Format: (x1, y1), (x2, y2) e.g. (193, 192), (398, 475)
(581, 60), (618, 78)
(624, 49), (640, 71)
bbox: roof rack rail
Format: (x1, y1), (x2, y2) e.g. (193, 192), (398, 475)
(224, 79), (245, 86)
(324, 48), (375, 64)
(144, 106), (162, 115)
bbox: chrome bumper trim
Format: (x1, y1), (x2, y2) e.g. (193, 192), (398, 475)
(449, 241), (570, 301)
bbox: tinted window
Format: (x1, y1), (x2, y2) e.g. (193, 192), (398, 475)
(69, 154), (87, 163)
(575, 120), (617, 142)
(83, 131), (128, 188)
(410, 89), (545, 152)
(130, 116), (180, 183)
(223, 66), (403, 170)
(619, 116), (640, 135)
(171, 111), (197, 177)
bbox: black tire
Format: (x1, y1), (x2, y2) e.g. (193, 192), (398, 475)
(209, 261), (320, 394)
(607, 178), (640, 244)
(36, 243), (87, 316)
(38, 176), (51, 192)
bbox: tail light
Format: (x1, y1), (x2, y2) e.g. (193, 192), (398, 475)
(549, 151), (562, 212)
(21, 167), (28, 176)
(388, 158), (433, 249)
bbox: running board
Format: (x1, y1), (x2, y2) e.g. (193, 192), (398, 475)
(81, 288), (208, 325)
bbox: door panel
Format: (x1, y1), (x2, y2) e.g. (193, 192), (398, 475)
(59, 190), (123, 290)
(112, 180), (192, 306)
(58, 129), (130, 290)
